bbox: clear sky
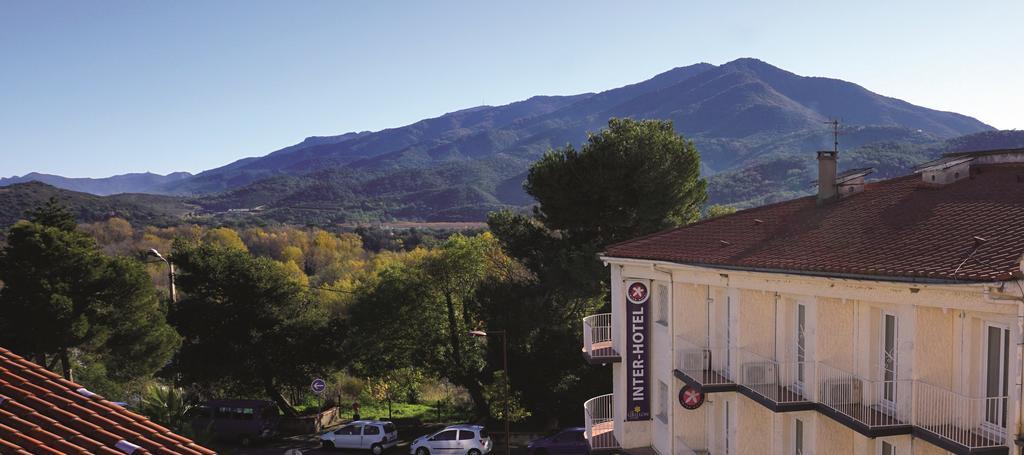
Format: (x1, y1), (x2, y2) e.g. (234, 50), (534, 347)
(1, 0), (1021, 178)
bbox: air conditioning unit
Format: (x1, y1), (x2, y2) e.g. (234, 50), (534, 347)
(681, 350), (711, 371)
(742, 362), (777, 386)
(825, 378), (863, 405)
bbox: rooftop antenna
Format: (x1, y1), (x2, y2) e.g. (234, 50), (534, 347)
(825, 119), (840, 152)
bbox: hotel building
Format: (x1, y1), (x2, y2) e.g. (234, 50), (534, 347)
(582, 148), (1024, 455)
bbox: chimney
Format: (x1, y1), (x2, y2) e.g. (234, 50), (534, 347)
(817, 151), (837, 203)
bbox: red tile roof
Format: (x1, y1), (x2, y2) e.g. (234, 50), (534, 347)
(605, 164), (1024, 282)
(0, 346), (215, 455)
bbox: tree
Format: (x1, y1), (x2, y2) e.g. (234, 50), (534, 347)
(486, 118), (708, 423)
(346, 234), (506, 419)
(168, 241), (342, 417)
(704, 204), (737, 219)
(524, 118), (706, 246)
(0, 201), (179, 383)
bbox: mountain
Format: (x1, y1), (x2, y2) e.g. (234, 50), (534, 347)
(0, 172), (193, 196)
(0, 182), (196, 229)
(5, 58), (998, 224)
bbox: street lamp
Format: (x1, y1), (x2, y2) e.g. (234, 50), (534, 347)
(147, 248), (176, 303)
(469, 330), (509, 455)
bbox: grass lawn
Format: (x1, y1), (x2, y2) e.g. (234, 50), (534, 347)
(296, 401), (471, 424)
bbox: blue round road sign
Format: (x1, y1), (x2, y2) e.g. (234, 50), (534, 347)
(311, 378), (327, 394)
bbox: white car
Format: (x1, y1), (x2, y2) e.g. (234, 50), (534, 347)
(409, 425), (492, 455)
(321, 420), (399, 454)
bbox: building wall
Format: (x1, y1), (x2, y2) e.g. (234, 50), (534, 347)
(915, 306), (955, 388)
(816, 296), (855, 371)
(735, 395), (773, 454)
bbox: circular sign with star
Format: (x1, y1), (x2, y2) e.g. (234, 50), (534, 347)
(626, 281), (649, 304)
(679, 385), (704, 410)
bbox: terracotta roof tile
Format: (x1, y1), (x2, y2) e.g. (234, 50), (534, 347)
(0, 346), (215, 454)
(606, 164), (1024, 282)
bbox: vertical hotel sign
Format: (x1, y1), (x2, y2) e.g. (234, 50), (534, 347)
(625, 279), (651, 421)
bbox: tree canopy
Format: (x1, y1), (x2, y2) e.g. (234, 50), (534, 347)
(0, 199), (179, 383)
(168, 240), (344, 416)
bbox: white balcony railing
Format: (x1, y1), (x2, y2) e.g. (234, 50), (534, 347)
(584, 394), (619, 450)
(675, 435), (709, 455)
(736, 349), (815, 404)
(914, 381), (1008, 449)
(582, 313), (617, 359)
(675, 337), (734, 386)
(817, 362), (912, 428)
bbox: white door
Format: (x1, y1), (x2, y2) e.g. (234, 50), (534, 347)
(430, 429), (459, 453)
(332, 424), (363, 448)
(880, 313), (898, 412)
(362, 424), (381, 449)
(984, 325), (1010, 435)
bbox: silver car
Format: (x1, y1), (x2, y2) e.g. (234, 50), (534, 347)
(321, 420), (399, 454)
(409, 425), (492, 455)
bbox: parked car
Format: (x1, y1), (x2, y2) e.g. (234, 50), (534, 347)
(409, 425), (492, 455)
(321, 420), (399, 454)
(526, 427), (589, 455)
(188, 399), (280, 446)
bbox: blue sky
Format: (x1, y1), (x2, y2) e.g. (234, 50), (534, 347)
(1, 0), (1021, 178)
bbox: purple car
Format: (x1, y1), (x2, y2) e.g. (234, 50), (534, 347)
(526, 427), (589, 455)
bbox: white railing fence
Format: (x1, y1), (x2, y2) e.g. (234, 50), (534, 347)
(582, 313), (614, 356)
(737, 349), (815, 404)
(914, 381), (1008, 449)
(584, 394), (618, 450)
(675, 336), (734, 386)
(816, 362), (912, 428)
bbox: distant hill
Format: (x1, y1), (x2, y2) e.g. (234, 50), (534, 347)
(4, 58), (998, 224)
(0, 182), (196, 229)
(0, 171), (193, 196)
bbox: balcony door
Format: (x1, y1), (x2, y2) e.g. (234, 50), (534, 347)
(794, 303), (807, 393)
(879, 313), (898, 413)
(983, 324), (1010, 434)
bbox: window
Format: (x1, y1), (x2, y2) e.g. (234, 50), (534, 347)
(794, 418), (803, 455)
(985, 325), (1010, 430)
(458, 430), (474, 440)
(364, 425), (381, 435)
(796, 303), (806, 386)
(880, 441), (894, 455)
(336, 424), (362, 435)
(433, 430), (458, 441)
(479, 429), (488, 439)
(881, 313), (898, 409)
(383, 423), (396, 434)
(656, 283), (669, 326)
(657, 380), (668, 423)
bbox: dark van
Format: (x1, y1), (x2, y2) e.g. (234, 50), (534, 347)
(189, 399), (280, 446)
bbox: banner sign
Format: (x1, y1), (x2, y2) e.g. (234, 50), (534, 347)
(625, 279), (651, 421)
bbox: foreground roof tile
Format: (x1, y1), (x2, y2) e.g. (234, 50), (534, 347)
(0, 347), (215, 454)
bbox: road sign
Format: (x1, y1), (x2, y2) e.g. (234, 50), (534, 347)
(311, 378), (327, 394)
(679, 385), (704, 410)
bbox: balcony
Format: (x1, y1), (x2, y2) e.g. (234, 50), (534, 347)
(675, 435), (709, 455)
(913, 381), (1009, 455)
(815, 363), (912, 437)
(582, 314), (620, 365)
(673, 337), (736, 393)
(584, 394), (619, 451)
(735, 349), (816, 412)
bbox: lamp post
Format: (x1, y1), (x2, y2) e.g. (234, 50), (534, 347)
(469, 330), (509, 455)
(147, 248), (176, 303)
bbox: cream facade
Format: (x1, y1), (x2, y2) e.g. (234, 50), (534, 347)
(583, 258), (1024, 455)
